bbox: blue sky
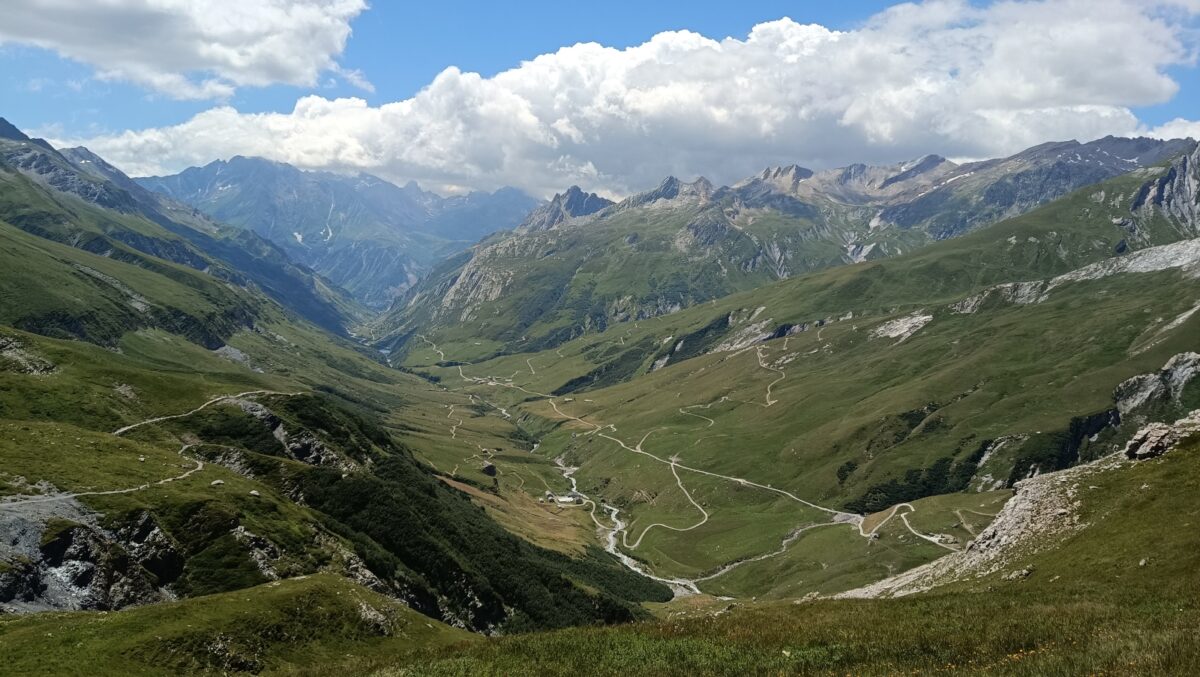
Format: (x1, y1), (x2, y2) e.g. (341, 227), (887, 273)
(2, 0), (1198, 196)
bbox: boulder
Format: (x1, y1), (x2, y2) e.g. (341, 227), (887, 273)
(1123, 410), (1200, 460)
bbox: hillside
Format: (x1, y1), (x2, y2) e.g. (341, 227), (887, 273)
(0, 122), (363, 334)
(3, 116), (1200, 675)
(0, 122), (671, 639)
(376, 136), (1193, 361)
(137, 158), (540, 307)
(277, 431), (1200, 675)
(392, 147), (1200, 599)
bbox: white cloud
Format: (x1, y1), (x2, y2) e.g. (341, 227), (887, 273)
(0, 0), (369, 99)
(56, 0), (1200, 196)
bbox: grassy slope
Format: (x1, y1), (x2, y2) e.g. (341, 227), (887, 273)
(392, 170), (1200, 595)
(0, 161), (673, 637)
(300, 438), (1200, 676)
(0, 147), (360, 334)
(0, 574), (473, 676)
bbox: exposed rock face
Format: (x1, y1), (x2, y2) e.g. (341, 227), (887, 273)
(436, 259), (515, 322)
(1132, 143), (1200, 236)
(870, 312), (933, 342)
(1123, 410), (1200, 460)
(0, 140), (137, 213)
(0, 502), (182, 613)
(1114, 353), (1200, 416)
(621, 176), (716, 210)
(231, 526), (282, 580)
(234, 400), (357, 472)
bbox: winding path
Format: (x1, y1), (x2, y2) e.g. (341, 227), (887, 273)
(112, 390), (300, 436)
(0, 444), (204, 507)
(5, 390), (303, 509)
(424, 335), (959, 592)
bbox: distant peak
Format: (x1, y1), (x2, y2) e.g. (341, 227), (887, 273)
(0, 117), (30, 142)
(760, 164), (814, 184)
(518, 185), (612, 232)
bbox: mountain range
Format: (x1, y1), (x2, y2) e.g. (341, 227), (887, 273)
(2, 113), (1200, 674)
(375, 135), (1192, 360)
(137, 157), (540, 308)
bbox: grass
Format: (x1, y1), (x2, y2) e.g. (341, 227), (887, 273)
(290, 438), (1200, 675)
(0, 574), (474, 676)
(383, 169), (1200, 598)
(0, 172), (676, 634)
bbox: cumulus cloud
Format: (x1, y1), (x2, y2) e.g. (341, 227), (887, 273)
(57, 0), (1200, 196)
(0, 0), (369, 99)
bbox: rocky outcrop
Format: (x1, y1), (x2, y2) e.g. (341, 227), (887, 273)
(1123, 410), (1200, 460)
(234, 400), (357, 472)
(0, 502), (182, 613)
(1131, 143), (1200, 236)
(870, 312), (933, 342)
(0, 335), (56, 375)
(1114, 352), (1200, 416)
(620, 176), (716, 210)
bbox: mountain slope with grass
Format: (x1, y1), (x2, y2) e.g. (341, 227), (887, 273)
(3, 111), (1200, 675)
(276, 432), (1200, 676)
(376, 136), (1193, 361)
(392, 148), (1200, 602)
(0, 121), (671, 640)
(0, 121), (363, 334)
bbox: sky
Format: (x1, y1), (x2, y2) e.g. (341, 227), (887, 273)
(2, 0), (1200, 197)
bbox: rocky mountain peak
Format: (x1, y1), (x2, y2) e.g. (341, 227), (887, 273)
(517, 185), (612, 233)
(0, 117), (31, 142)
(836, 163), (869, 186)
(622, 175), (717, 209)
(879, 154), (950, 190)
(751, 164), (815, 193)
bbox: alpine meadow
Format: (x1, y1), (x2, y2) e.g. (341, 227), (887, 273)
(2, 1), (1200, 675)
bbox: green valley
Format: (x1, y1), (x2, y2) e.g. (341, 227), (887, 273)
(2, 112), (1200, 676)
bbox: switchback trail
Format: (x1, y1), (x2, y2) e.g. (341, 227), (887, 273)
(423, 336), (955, 592)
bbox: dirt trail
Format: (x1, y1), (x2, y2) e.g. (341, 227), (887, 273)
(112, 390), (300, 436)
(861, 503), (959, 551)
(417, 334), (446, 362)
(754, 345), (786, 406)
(0, 444), (204, 508)
(446, 404), (462, 439)
(418, 335), (956, 592)
(7, 390), (306, 509)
